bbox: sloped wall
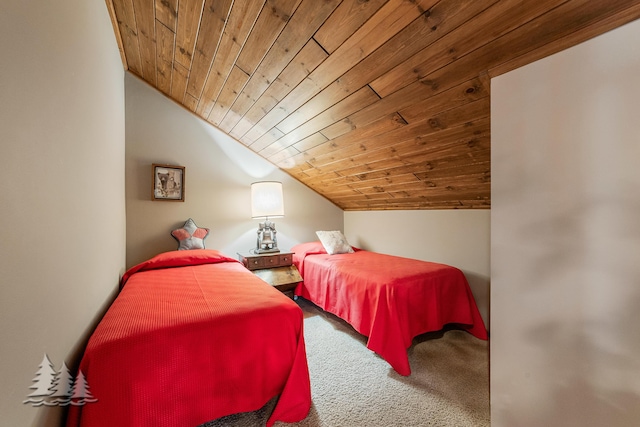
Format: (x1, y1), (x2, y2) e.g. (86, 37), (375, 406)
(125, 74), (344, 267)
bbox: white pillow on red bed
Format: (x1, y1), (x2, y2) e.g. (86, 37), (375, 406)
(171, 218), (210, 250)
(316, 230), (354, 255)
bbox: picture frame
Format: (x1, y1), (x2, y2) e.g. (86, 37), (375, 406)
(152, 164), (185, 202)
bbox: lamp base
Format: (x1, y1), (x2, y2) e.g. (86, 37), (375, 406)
(256, 219), (279, 254)
(255, 247), (280, 254)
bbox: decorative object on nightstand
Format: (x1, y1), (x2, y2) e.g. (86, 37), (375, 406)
(238, 251), (302, 296)
(251, 181), (284, 254)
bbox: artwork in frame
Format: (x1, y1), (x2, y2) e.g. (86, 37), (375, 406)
(152, 164), (185, 202)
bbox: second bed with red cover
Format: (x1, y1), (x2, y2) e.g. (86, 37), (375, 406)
(292, 242), (487, 376)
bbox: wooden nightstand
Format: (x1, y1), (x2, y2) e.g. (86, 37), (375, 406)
(237, 252), (302, 296)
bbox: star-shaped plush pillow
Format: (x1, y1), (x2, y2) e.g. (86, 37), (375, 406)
(171, 218), (210, 250)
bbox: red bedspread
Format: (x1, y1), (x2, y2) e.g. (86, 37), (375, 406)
(292, 242), (487, 376)
(67, 250), (310, 427)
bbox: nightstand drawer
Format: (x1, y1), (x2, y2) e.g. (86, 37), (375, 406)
(278, 253), (292, 265)
(237, 252), (301, 298)
(244, 257), (266, 270)
(237, 252), (294, 271)
(263, 255), (281, 268)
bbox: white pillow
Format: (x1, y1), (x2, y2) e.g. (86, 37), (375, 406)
(316, 230), (354, 255)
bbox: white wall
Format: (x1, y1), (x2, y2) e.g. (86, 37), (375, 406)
(125, 74), (344, 267)
(0, 2), (125, 426)
(491, 19), (640, 427)
(344, 210), (490, 327)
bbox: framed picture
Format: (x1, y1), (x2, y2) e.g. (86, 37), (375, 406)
(152, 164), (185, 201)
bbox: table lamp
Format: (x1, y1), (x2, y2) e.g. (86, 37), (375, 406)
(251, 181), (284, 253)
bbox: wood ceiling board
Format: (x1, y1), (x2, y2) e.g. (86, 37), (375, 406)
(105, 0), (128, 68)
(396, 77), (489, 124)
(305, 105), (489, 171)
(240, 77), (317, 144)
(206, 66), (250, 125)
(305, 140), (490, 188)
(388, 185), (491, 201)
(183, 93), (199, 112)
(414, 161), (491, 181)
(111, 0), (143, 75)
(272, 86), (380, 151)
(408, 96), (491, 135)
(243, 0), (435, 144)
(303, 0), (437, 90)
(184, 0), (232, 102)
(276, 84), (379, 136)
(156, 22), (176, 94)
(354, 178), (481, 196)
(342, 197), (490, 210)
(310, 113), (408, 157)
(318, 119), (357, 141)
(488, 1), (640, 78)
(297, 0), (498, 125)
(417, 0), (640, 101)
(131, 0), (158, 85)
(219, 0), (341, 134)
(155, 0), (178, 32)
(303, 138), (490, 190)
(265, 146), (301, 165)
(170, 61), (189, 103)
(195, 0), (264, 118)
(309, 154), (491, 191)
(345, 72), (488, 135)
(226, 39), (328, 138)
(233, 0), (302, 76)
(249, 128), (285, 153)
(369, 0), (565, 98)
(300, 133), (490, 181)
(313, 0), (388, 54)
(260, 138), (295, 159)
(107, 0), (640, 210)
(174, 0), (205, 70)
(345, 173), (423, 191)
(290, 133), (329, 153)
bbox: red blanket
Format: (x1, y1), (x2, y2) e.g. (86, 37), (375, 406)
(67, 250), (310, 427)
(292, 242), (487, 376)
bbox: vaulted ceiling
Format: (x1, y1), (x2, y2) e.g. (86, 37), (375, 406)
(106, 0), (640, 210)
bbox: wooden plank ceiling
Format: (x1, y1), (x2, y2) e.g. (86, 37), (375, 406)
(106, 0), (640, 210)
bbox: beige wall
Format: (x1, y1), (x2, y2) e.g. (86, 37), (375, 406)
(125, 74), (343, 267)
(344, 210), (490, 327)
(491, 19), (640, 426)
(0, 2), (125, 426)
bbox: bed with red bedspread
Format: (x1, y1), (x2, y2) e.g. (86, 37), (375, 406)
(66, 249), (310, 427)
(292, 242), (487, 376)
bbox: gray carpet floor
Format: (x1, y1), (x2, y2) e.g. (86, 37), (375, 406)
(204, 297), (490, 427)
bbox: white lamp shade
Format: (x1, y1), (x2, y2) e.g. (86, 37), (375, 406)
(251, 181), (284, 218)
